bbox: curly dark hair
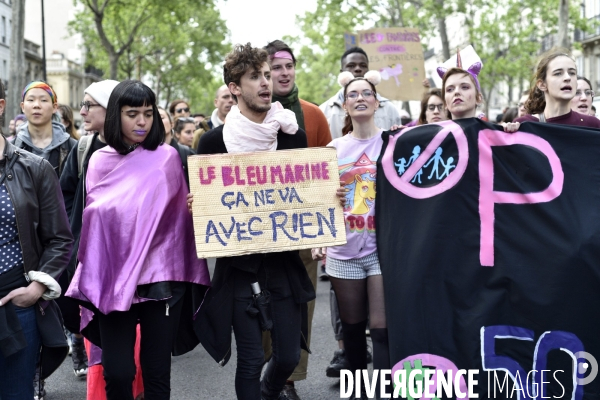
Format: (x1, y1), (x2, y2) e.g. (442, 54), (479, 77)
(341, 47), (368, 69)
(223, 43), (269, 102)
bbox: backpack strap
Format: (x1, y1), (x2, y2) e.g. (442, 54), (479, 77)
(77, 135), (94, 177)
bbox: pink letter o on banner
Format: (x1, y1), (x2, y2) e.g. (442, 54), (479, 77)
(381, 120), (469, 199)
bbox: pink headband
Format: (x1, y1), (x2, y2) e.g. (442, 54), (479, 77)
(271, 51), (293, 60)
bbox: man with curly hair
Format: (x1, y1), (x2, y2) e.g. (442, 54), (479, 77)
(195, 43), (314, 400)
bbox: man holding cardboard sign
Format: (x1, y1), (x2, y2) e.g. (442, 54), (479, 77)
(192, 43), (325, 400)
(263, 39), (333, 400)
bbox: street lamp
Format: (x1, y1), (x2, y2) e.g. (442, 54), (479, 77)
(41, 0), (47, 81)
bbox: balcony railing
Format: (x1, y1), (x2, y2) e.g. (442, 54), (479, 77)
(575, 15), (600, 42)
(46, 58), (82, 72)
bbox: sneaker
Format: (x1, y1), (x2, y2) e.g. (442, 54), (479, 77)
(280, 382), (301, 400)
(72, 338), (88, 378)
(326, 349), (350, 378)
(33, 365), (46, 400)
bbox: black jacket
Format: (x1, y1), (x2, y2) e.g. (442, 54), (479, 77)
(59, 133), (105, 281)
(194, 125), (316, 366)
(169, 138), (195, 187)
(0, 137), (73, 379)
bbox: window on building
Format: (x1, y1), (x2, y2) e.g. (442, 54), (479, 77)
(2, 17), (6, 44)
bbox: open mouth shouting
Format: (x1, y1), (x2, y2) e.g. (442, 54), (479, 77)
(561, 85), (572, 93)
(258, 90), (271, 102)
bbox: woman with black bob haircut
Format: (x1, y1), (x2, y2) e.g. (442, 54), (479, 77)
(103, 80), (164, 154)
(66, 79), (210, 400)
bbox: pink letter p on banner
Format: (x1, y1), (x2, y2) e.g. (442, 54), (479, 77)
(478, 129), (564, 267)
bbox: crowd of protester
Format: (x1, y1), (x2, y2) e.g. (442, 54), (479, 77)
(0, 38), (596, 400)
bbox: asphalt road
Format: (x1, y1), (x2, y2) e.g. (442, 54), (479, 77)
(44, 258), (354, 399)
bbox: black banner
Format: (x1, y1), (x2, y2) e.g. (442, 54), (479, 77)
(377, 119), (600, 399)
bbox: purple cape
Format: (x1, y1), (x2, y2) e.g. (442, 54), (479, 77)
(66, 144), (210, 314)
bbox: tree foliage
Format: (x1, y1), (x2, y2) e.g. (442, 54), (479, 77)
(70, 0), (230, 113)
(293, 0), (596, 112)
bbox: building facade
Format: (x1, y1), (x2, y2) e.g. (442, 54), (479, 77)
(575, 0), (600, 110)
(24, 0), (102, 124)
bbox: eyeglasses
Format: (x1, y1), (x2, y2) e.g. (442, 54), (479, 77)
(176, 107), (190, 113)
(346, 89), (374, 100)
(517, 102), (525, 108)
(80, 101), (101, 111)
(575, 90), (595, 98)
(427, 104), (444, 111)
(176, 117), (195, 123)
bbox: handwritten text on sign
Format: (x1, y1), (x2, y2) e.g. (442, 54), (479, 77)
(188, 148), (347, 258)
(346, 27), (425, 101)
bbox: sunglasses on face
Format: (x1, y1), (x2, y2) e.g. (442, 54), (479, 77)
(80, 101), (101, 112)
(346, 89), (374, 100)
(427, 104), (444, 111)
(176, 107), (190, 113)
(575, 90), (595, 98)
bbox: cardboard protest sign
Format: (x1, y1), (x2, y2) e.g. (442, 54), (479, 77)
(188, 148), (346, 258)
(377, 119), (600, 398)
(346, 27), (424, 101)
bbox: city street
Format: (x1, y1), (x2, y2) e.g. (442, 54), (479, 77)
(45, 258), (352, 399)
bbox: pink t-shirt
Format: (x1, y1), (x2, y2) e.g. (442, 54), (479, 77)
(327, 132), (383, 260)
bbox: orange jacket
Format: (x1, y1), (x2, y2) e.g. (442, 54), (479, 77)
(300, 99), (332, 148)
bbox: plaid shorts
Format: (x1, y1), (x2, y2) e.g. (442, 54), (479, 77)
(325, 251), (381, 280)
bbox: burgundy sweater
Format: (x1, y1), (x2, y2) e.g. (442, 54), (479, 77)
(515, 110), (600, 128)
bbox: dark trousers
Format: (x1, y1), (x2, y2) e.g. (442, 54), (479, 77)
(232, 270), (302, 400)
(97, 299), (182, 400)
(0, 306), (40, 400)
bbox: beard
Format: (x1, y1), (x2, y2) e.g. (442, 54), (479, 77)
(240, 90), (271, 114)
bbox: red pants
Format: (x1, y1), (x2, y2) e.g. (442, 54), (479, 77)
(84, 325), (144, 400)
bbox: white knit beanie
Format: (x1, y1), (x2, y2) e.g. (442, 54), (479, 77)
(84, 80), (120, 109)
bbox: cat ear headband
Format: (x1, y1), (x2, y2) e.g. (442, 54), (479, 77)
(436, 45), (483, 91)
(338, 70), (382, 88)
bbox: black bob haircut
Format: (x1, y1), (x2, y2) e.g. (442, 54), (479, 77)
(104, 80), (164, 155)
(340, 47), (368, 68)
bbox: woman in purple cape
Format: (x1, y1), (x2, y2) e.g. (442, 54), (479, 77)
(66, 80), (210, 400)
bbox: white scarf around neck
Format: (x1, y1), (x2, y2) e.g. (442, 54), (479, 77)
(210, 108), (224, 127)
(223, 102), (298, 153)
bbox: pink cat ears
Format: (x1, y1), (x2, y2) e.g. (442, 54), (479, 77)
(436, 45), (483, 91)
(338, 70), (382, 88)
